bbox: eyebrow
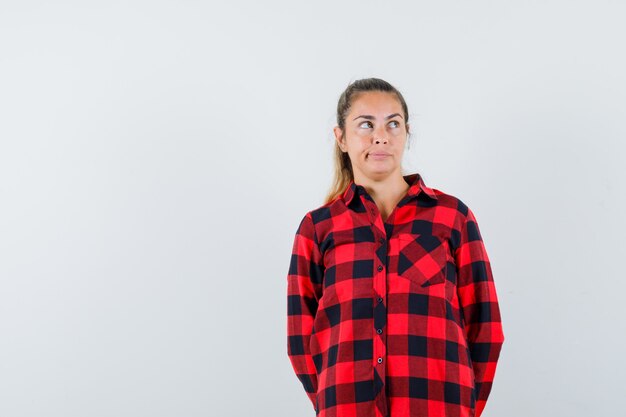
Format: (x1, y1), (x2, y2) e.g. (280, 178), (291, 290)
(353, 113), (403, 121)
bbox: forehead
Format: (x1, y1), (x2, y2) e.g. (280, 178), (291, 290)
(348, 91), (402, 116)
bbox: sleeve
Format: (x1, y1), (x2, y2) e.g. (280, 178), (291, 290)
(455, 207), (505, 417)
(286, 212), (325, 411)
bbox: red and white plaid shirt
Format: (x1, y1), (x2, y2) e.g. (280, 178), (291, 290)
(287, 172), (505, 417)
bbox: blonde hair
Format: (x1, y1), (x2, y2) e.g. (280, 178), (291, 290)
(324, 78), (411, 204)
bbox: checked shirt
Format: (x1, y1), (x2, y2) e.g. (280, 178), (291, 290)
(287, 172), (505, 417)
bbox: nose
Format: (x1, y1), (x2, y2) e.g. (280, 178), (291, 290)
(373, 124), (387, 143)
(373, 125), (388, 143)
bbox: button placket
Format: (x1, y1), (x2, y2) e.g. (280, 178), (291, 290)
(372, 231), (388, 384)
(362, 193), (388, 399)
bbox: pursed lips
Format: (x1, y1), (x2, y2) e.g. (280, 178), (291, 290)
(368, 152), (391, 159)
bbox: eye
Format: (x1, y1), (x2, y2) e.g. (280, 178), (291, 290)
(389, 120), (400, 128)
(359, 121), (373, 129)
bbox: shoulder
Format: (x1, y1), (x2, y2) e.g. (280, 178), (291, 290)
(427, 184), (487, 238)
(293, 197), (336, 231)
(300, 195), (345, 226)
(429, 185), (471, 219)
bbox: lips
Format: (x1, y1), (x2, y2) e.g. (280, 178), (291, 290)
(368, 152), (391, 160)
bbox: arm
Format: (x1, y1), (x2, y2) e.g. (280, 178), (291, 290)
(286, 213), (324, 410)
(455, 207), (505, 417)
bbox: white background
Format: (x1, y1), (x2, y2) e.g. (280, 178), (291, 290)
(1, 1), (624, 416)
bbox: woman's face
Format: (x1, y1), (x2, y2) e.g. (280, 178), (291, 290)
(334, 91), (409, 181)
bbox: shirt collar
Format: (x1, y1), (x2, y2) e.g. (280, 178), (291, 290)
(342, 172), (438, 206)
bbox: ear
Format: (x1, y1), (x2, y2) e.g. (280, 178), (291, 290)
(333, 126), (346, 152)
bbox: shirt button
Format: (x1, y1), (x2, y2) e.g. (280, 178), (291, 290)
(370, 209), (375, 215)
(377, 265), (383, 272)
(377, 357), (383, 364)
(377, 297), (383, 303)
(379, 237), (385, 244)
(376, 328), (383, 334)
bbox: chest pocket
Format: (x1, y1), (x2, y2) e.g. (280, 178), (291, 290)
(397, 234), (448, 287)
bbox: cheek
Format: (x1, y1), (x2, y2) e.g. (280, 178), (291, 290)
(347, 135), (370, 151)
(351, 130), (369, 140)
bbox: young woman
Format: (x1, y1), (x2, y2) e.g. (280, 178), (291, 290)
(287, 78), (505, 417)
